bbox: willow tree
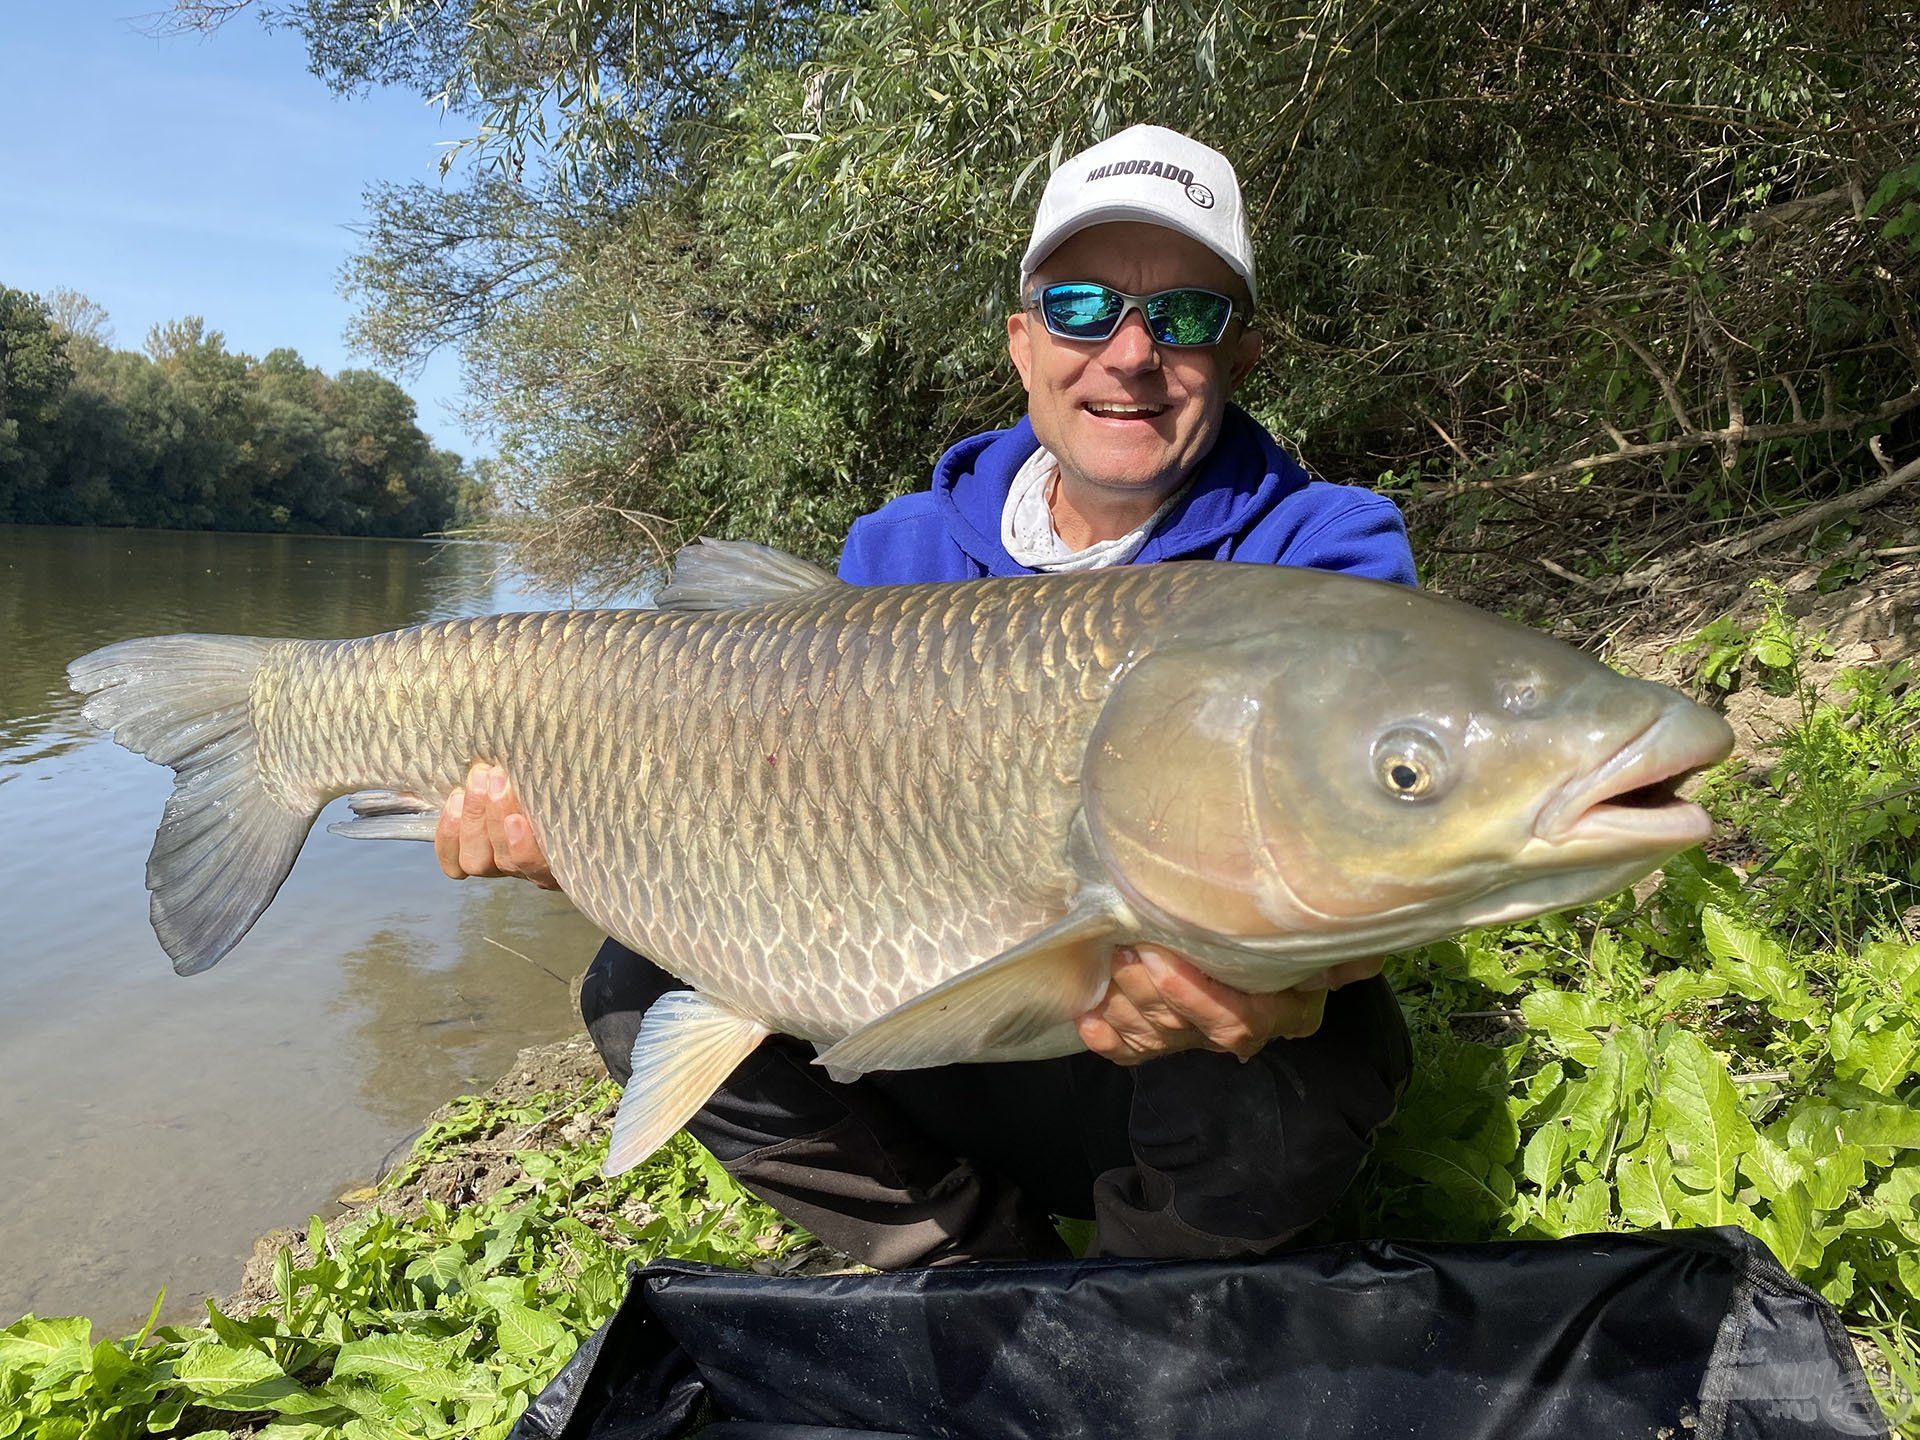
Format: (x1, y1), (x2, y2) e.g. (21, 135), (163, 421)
(177, 0), (1920, 595)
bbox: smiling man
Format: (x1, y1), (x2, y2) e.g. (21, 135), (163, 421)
(449, 126), (1420, 1267)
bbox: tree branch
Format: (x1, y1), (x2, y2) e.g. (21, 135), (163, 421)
(1604, 448), (1920, 592)
(1610, 327), (1695, 434)
(1431, 386), (1920, 498)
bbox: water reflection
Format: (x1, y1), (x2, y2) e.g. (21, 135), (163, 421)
(335, 880), (589, 1128)
(0, 525), (625, 1331)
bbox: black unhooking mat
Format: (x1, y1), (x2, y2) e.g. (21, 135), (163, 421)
(508, 1226), (1889, 1440)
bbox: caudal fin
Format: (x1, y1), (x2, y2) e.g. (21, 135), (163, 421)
(68, 635), (314, 975)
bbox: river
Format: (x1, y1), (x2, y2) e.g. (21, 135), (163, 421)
(0, 525), (629, 1332)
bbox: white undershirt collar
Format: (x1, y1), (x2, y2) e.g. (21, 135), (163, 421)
(1000, 447), (1189, 571)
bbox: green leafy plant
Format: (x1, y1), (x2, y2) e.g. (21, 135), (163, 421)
(0, 1082), (807, 1439)
(1670, 580), (1831, 695)
(1733, 662), (1920, 948)
(1867, 158), (1920, 254)
(1684, 591), (1920, 949)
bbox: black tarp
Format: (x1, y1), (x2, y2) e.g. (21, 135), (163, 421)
(510, 1227), (1890, 1440)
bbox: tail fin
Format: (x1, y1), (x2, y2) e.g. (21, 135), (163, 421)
(68, 635), (314, 975)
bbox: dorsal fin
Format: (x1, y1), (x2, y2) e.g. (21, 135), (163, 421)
(657, 538), (841, 611)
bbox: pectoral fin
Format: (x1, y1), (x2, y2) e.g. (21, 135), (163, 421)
(815, 894), (1122, 1077)
(606, 991), (771, 1176)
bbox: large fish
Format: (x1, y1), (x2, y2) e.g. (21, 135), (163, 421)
(69, 541), (1731, 1173)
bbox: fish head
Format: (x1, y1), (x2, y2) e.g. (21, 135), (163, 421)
(1083, 576), (1734, 962)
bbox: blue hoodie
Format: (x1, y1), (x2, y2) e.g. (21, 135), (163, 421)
(837, 404), (1417, 587)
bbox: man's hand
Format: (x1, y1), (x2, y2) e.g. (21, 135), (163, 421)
(1076, 945), (1384, 1066)
(434, 761), (563, 891)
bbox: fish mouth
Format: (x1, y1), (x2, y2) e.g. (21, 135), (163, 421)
(1535, 702), (1734, 853)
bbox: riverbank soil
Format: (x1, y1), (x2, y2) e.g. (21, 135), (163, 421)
(227, 1029), (852, 1321)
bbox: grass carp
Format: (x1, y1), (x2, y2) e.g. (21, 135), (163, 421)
(68, 541), (1731, 1173)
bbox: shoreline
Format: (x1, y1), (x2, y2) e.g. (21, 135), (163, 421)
(223, 1030), (612, 1319)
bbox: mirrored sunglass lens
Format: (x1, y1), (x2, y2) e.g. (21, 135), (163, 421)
(1042, 284), (1122, 337)
(1146, 290), (1231, 345)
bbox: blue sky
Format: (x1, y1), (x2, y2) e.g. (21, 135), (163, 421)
(0, 6), (489, 460)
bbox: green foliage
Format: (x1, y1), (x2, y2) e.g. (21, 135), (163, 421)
(1867, 158), (1920, 254)
(1671, 581), (1828, 695)
(0, 287), (476, 538)
(186, 0), (1920, 588)
(0, 1082), (804, 1439)
(1716, 660), (1920, 951)
(1678, 587), (1920, 948)
(0, 286), (76, 504)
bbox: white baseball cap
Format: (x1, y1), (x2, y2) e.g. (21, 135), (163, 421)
(1020, 124), (1257, 302)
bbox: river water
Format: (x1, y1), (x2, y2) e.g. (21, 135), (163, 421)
(0, 526), (628, 1332)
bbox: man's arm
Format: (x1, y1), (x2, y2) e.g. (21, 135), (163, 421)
(1272, 491), (1418, 587)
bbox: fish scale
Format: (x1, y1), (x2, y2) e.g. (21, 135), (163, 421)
(238, 577), (1159, 1038)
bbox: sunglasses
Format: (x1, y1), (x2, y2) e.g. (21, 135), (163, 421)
(1028, 282), (1238, 347)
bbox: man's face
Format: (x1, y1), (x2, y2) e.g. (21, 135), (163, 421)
(1008, 221), (1263, 503)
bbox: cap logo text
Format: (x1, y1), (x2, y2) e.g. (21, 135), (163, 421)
(1086, 159), (1215, 208)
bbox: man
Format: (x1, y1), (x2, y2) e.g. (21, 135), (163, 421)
(441, 125), (1416, 1266)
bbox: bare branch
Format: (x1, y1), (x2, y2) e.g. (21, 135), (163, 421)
(1608, 325), (1695, 434)
(1537, 557), (1598, 587)
(140, 1), (261, 38)
(1432, 386), (1920, 497)
(1420, 409), (1472, 465)
(1610, 447), (1920, 592)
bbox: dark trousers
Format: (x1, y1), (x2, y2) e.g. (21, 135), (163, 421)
(580, 939), (1412, 1270)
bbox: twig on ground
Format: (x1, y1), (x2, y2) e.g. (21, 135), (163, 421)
(1537, 557), (1599, 587)
(482, 935), (572, 987)
(507, 1088), (606, 1148)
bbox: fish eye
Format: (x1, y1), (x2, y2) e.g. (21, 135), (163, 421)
(1372, 728), (1447, 802)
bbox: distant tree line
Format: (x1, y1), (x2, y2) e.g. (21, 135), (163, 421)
(0, 285), (488, 537)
